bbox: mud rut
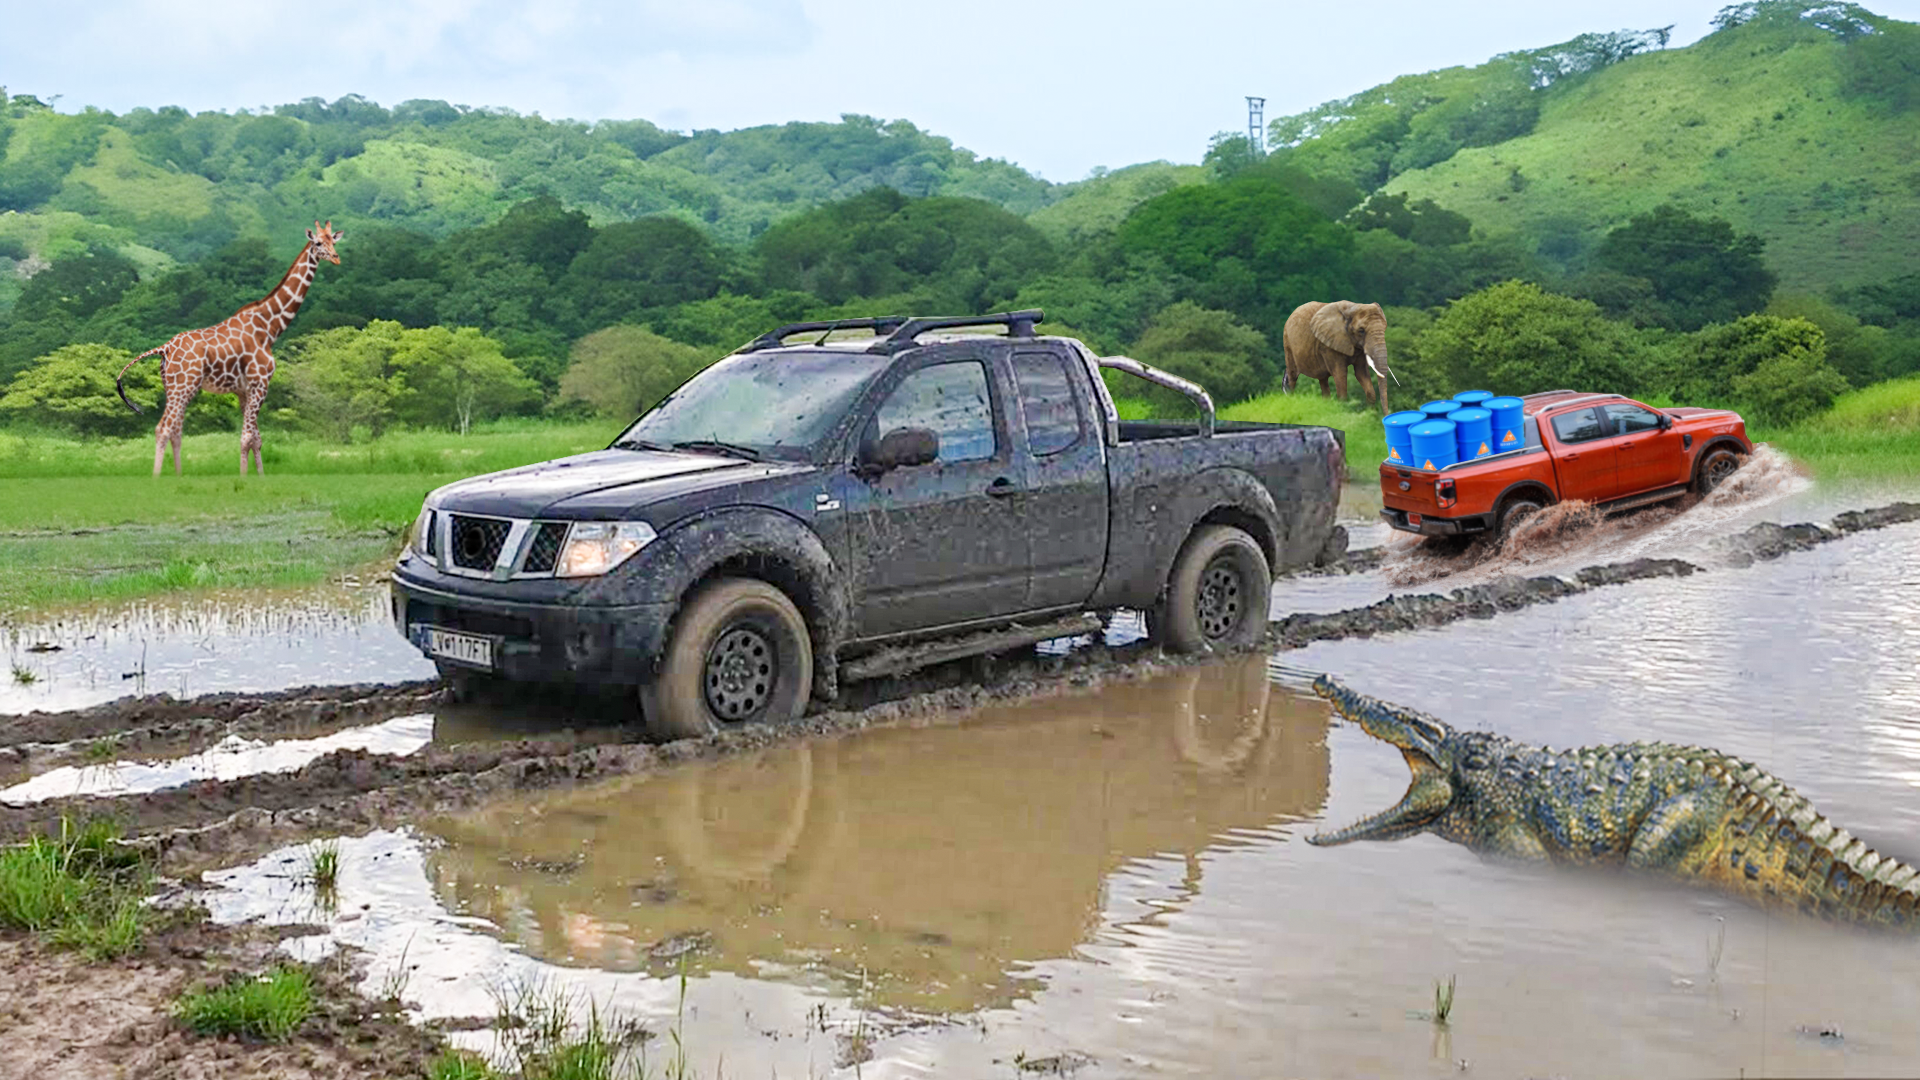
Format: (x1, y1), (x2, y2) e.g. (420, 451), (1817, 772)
(1, 502), (1914, 875)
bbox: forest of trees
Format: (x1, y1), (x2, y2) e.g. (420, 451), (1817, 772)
(2, 0), (1916, 440)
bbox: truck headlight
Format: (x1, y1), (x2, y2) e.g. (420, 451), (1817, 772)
(408, 503), (434, 556)
(556, 521), (657, 578)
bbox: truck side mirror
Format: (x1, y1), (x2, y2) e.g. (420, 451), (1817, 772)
(858, 426), (939, 476)
(1658, 412), (1673, 430)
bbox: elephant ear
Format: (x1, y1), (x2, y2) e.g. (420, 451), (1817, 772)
(1310, 302), (1355, 354)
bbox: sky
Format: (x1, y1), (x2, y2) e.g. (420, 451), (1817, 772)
(4, 0), (1919, 182)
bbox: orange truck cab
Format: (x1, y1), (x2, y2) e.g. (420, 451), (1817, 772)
(1379, 390), (1754, 539)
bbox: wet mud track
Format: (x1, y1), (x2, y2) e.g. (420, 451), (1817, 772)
(1, 502), (1915, 876)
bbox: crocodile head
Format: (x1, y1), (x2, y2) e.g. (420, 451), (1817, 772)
(1306, 674), (1459, 846)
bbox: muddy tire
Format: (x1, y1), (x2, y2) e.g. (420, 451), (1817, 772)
(640, 577), (813, 741)
(1496, 494), (1547, 538)
(1693, 446), (1741, 495)
(1146, 524), (1271, 655)
(436, 661), (495, 704)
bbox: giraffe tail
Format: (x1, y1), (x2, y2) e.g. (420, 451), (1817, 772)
(116, 346), (166, 415)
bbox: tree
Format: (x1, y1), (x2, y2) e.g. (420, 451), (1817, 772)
(1346, 192), (1472, 247)
(389, 326), (538, 434)
(556, 217), (730, 334)
(275, 322), (404, 441)
(752, 189), (1057, 312)
(1676, 315), (1848, 419)
(1594, 205), (1776, 330)
(1114, 172), (1355, 341)
(1128, 302), (1272, 407)
(556, 326), (712, 420)
(14, 245), (140, 324)
(1421, 281), (1639, 396)
(0, 343), (232, 436)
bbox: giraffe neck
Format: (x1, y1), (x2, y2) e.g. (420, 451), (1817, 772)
(260, 245), (319, 340)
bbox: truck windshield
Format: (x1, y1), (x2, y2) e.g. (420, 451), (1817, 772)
(613, 350), (892, 461)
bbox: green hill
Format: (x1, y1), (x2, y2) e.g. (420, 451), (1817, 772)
(1369, 3), (1920, 295)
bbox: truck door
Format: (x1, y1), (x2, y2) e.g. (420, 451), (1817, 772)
(843, 354), (1032, 638)
(1546, 406), (1618, 503)
(1603, 401), (1689, 494)
(1011, 347), (1108, 610)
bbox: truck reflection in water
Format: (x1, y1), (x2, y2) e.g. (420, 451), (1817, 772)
(419, 654), (1329, 1013)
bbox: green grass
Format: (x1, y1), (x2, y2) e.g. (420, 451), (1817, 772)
(1756, 375), (1920, 481)
(174, 965), (314, 1041)
(302, 841), (340, 893)
(429, 1050), (500, 1080)
(0, 420), (615, 614)
(0, 818), (152, 960)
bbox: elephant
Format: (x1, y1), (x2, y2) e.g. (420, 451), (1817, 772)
(1281, 301), (1395, 414)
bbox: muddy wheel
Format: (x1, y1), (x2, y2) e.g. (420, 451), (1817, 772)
(1147, 524), (1271, 655)
(1496, 494), (1547, 538)
(640, 577), (813, 741)
(1694, 446), (1741, 494)
(436, 661), (495, 704)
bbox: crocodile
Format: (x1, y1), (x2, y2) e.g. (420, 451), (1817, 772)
(1301, 672), (1920, 928)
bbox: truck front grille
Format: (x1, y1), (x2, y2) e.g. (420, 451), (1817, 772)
(449, 514), (512, 571)
(522, 522), (570, 574)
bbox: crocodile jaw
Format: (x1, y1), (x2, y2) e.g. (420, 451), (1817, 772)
(1309, 750), (1454, 846)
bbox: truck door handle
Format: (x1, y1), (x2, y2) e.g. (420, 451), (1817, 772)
(1563, 452), (1580, 461)
(986, 477), (1019, 498)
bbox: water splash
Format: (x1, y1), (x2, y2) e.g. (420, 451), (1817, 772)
(1381, 446), (1814, 587)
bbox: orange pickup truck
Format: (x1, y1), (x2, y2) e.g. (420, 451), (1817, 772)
(1379, 390), (1754, 539)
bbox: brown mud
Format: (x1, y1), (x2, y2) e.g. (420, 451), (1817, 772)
(0, 501), (1911, 881)
(0, 916), (441, 1080)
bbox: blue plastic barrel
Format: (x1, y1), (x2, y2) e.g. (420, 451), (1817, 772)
(1485, 396), (1525, 453)
(1453, 390), (1493, 407)
(1409, 419), (1459, 471)
(1450, 407), (1493, 461)
(1382, 410), (1426, 466)
(1419, 399), (1462, 420)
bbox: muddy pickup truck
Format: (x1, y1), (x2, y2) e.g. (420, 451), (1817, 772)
(390, 310), (1347, 738)
(1380, 390), (1753, 540)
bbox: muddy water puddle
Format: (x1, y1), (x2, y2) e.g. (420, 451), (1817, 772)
(202, 515), (1920, 1078)
(0, 712), (435, 804)
(0, 581), (434, 714)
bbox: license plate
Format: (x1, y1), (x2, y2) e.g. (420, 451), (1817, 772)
(1407, 512), (1424, 527)
(416, 625), (493, 669)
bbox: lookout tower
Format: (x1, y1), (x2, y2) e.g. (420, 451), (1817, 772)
(1246, 96), (1266, 158)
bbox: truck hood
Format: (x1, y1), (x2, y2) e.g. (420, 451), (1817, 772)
(429, 448), (754, 518)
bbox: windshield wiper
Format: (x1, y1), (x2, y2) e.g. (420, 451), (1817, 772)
(671, 439), (765, 462)
(614, 438), (675, 452)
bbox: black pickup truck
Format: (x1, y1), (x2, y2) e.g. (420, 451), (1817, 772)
(389, 310), (1347, 738)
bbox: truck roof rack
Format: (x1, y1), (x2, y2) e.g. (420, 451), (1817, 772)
(865, 309), (1045, 354)
(735, 316), (910, 353)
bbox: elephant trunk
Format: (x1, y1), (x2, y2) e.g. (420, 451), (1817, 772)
(1363, 327), (1391, 413)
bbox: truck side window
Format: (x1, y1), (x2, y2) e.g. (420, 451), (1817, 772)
(1550, 408), (1608, 445)
(1011, 351), (1083, 456)
(874, 361), (997, 463)
(1604, 402), (1662, 435)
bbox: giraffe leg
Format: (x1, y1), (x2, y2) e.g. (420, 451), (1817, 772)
(155, 395), (188, 477)
(240, 384), (265, 477)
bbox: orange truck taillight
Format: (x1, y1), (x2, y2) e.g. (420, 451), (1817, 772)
(1435, 477), (1457, 509)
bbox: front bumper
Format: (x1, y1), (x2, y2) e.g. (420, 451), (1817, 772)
(1380, 508), (1494, 536)
(390, 570), (672, 686)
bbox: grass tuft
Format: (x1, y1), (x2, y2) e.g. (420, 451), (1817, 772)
(0, 818), (150, 960)
(488, 975), (651, 1080)
(302, 840), (340, 893)
(428, 1049), (499, 1080)
(174, 965), (314, 1041)
(10, 665), (34, 685)
(1432, 974), (1457, 1025)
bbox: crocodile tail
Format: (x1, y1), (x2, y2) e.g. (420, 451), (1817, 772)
(116, 346), (165, 415)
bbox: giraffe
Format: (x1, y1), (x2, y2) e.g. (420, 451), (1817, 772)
(116, 222), (345, 476)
